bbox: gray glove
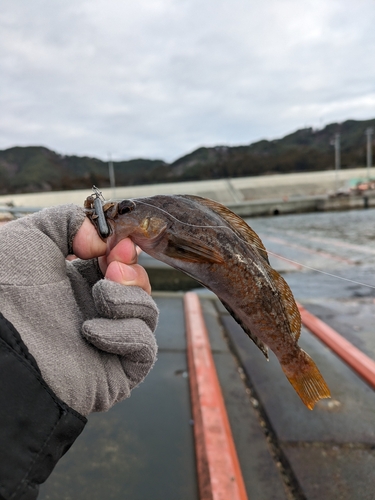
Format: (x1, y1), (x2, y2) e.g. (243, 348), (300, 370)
(0, 204), (158, 416)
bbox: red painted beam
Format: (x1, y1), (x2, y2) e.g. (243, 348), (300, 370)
(298, 302), (375, 390)
(184, 292), (248, 500)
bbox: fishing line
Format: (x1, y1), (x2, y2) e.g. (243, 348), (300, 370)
(134, 199), (375, 290)
(263, 251), (375, 290)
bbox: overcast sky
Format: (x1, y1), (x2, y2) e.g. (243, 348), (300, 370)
(1, 0), (375, 162)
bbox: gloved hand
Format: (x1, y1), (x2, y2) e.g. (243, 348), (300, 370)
(0, 204), (158, 416)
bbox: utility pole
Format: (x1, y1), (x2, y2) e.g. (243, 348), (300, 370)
(108, 153), (116, 198)
(331, 133), (341, 192)
(365, 127), (373, 181)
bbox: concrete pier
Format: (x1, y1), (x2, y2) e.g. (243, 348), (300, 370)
(38, 211), (375, 500)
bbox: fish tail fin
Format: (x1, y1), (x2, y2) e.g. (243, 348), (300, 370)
(282, 350), (331, 410)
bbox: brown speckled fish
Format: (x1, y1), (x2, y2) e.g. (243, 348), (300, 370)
(86, 193), (331, 409)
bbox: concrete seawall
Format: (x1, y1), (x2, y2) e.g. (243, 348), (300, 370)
(1, 167), (374, 216)
(228, 192), (375, 217)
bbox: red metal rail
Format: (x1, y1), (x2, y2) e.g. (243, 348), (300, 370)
(184, 292), (248, 500)
(298, 302), (375, 390)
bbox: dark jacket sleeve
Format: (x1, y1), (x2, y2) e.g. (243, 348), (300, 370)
(0, 313), (87, 500)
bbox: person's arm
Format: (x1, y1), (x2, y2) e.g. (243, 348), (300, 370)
(0, 312), (87, 500)
(0, 206), (158, 500)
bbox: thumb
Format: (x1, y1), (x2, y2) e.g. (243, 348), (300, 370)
(73, 218), (107, 259)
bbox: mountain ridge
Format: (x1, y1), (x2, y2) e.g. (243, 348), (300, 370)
(1, 118), (374, 195)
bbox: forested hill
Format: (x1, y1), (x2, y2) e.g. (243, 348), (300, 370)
(0, 118), (374, 195)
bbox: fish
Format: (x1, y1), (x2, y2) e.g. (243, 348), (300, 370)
(85, 193), (331, 409)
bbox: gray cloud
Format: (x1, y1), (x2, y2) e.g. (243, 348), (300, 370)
(1, 0), (374, 162)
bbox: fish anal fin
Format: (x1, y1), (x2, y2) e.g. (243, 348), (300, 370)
(165, 234), (225, 264)
(220, 299), (269, 359)
(269, 267), (301, 341)
(183, 195), (270, 265)
(283, 350), (331, 410)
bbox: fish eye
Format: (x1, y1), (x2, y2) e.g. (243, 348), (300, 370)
(118, 199), (136, 214)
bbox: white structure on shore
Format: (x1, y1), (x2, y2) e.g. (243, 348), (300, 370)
(0, 167), (373, 209)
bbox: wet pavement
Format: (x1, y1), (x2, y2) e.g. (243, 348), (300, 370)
(40, 208), (375, 500)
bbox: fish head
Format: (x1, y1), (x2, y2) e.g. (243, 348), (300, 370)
(105, 199), (168, 251)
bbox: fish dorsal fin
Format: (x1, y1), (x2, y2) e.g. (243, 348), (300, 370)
(269, 267), (301, 341)
(183, 195), (270, 265)
(164, 234), (225, 264)
(220, 299), (269, 359)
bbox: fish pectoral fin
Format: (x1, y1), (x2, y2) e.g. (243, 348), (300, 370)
(183, 195), (270, 265)
(164, 235), (225, 264)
